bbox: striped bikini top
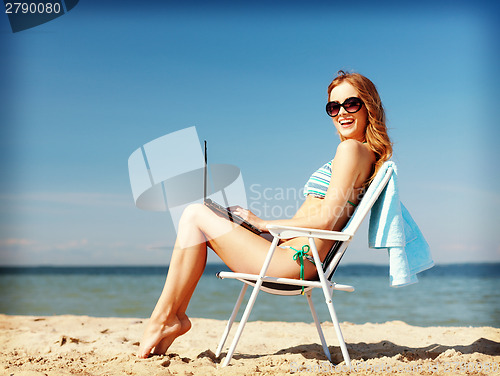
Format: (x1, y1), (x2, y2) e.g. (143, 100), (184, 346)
(303, 160), (332, 198)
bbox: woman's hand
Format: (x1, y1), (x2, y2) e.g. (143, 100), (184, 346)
(229, 206), (268, 232)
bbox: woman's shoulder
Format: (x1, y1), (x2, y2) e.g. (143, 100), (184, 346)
(332, 140), (375, 187)
(335, 139), (369, 157)
(333, 139), (376, 168)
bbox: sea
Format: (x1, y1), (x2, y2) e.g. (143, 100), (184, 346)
(0, 264), (499, 328)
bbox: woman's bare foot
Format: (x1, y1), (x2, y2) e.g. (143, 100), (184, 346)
(137, 315), (183, 358)
(152, 314), (192, 355)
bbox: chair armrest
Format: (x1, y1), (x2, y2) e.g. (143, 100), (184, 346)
(266, 224), (351, 241)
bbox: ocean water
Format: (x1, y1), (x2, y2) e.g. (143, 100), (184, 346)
(0, 264), (499, 328)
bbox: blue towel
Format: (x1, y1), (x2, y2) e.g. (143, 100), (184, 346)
(367, 162), (434, 287)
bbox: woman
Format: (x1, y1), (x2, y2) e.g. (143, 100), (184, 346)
(138, 71), (392, 358)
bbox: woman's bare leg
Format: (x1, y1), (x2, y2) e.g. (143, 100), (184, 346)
(137, 204), (210, 358)
(138, 204), (314, 358)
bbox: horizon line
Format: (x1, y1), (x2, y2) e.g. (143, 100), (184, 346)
(1, 261), (499, 268)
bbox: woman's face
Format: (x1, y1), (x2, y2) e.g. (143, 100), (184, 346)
(328, 81), (369, 142)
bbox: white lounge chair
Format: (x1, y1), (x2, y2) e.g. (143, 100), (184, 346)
(215, 162), (395, 367)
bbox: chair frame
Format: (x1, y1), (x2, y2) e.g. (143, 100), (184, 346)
(215, 163), (394, 367)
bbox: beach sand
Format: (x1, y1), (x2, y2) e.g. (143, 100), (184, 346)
(0, 314), (499, 375)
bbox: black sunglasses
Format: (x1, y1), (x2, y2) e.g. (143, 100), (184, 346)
(326, 97), (364, 117)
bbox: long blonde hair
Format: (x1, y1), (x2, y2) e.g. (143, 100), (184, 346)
(327, 70), (392, 182)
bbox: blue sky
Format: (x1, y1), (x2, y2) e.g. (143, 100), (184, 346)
(1, 0), (499, 266)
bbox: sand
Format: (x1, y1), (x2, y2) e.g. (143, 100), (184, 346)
(0, 314), (499, 375)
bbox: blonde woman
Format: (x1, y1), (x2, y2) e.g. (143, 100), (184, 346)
(138, 71), (392, 358)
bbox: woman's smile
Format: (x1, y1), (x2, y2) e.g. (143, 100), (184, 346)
(338, 116), (356, 128)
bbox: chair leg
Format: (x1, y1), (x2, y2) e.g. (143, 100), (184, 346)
(215, 284), (248, 358)
(221, 281), (262, 366)
(221, 236), (279, 367)
(324, 296), (351, 367)
(308, 237), (351, 367)
(305, 291), (331, 362)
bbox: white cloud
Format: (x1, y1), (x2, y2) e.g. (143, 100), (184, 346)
(0, 192), (132, 207)
(439, 243), (481, 252)
(0, 238), (88, 253)
(417, 182), (500, 205)
(0, 238), (36, 247)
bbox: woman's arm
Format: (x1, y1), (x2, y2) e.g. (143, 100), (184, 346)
(234, 140), (374, 231)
